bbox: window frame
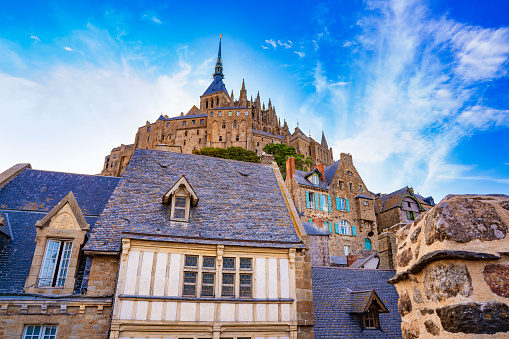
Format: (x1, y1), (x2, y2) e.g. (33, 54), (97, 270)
(23, 325), (58, 339)
(170, 194), (190, 222)
(38, 239), (73, 288)
(363, 307), (380, 329)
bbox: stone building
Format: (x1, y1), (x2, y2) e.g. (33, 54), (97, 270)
(389, 194), (509, 338)
(375, 187), (435, 269)
(86, 149), (314, 339)
(101, 37), (333, 177)
(0, 163), (120, 339)
(284, 152), (378, 265)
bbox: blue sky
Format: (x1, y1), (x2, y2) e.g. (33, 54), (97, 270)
(1, 0), (508, 201)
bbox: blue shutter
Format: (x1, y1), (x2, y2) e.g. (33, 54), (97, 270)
(352, 226), (357, 236)
(334, 223), (339, 234)
(328, 195), (332, 212)
(365, 238), (372, 250)
(346, 198), (350, 212)
(319, 194), (323, 211)
(305, 191), (310, 209)
(315, 193), (319, 210)
(336, 197), (340, 210)
(328, 222), (333, 234)
(309, 218), (312, 223)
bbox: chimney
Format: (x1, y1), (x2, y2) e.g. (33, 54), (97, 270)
(261, 153), (275, 165)
(347, 254), (358, 267)
(286, 157), (296, 179)
(314, 163), (325, 182)
(312, 215), (324, 228)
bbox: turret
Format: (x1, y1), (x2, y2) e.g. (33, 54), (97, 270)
(239, 79), (247, 107)
(230, 90), (235, 106)
(213, 35), (224, 79)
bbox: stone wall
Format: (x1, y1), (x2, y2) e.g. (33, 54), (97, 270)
(0, 303), (111, 339)
(390, 194), (509, 338)
(294, 243), (315, 339)
(308, 235), (330, 267)
(86, 256), (119, 297)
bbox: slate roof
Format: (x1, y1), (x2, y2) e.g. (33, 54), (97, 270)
(202, 75), (229, 96)
(378, 187), (433, 213)
(157, 113), (207, 121)
(346, 290), (375, 313)
(302, 221), (330, 236)
(210, 106), (248, 110)
(0, 168), (119, 294)
(349, 253), (380, 269)
(330, 256), (347, 266)
(294, 170), (329, 189)
(252, 129), (285, 139)
(323, 160), (340, 185)
(312, 267), (402, 338)
(85, 149), (304, 252)
(355, 194), (374, 200)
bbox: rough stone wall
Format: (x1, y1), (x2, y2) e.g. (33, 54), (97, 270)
(294, 243), (315, 339)
(308, 235), (330, 267)
(377, 207), (402, 231)
(86, 256), (119, 297)
(0, 304), (112, 339)
(390, 194), (509, 338)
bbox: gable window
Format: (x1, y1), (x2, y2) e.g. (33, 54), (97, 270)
(363, 308), (379, 329)
(39, 240), (72, 287)
(338, 181), (343, 189)
(312, 174), (319, 185)
(23, 325), (57, 339)
(407, 211), (415, 221)
(407, 201), (411, 207)
(173, 197), (187, 220)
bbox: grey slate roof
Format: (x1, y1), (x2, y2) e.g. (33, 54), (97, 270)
(302, 221), (330, 236)
(294, 170), (329, 189)
(330, 256), (347, 266)
(312, 267), (402, 338)
(157, 113), (207, 121)
(85, 149), (304, 252)
(355, 194), (374, 200)
(210, 106), (248, 110)
(202, 75), (229, 96)
(323, 160), (340, 185)
(346, 290), (375, 313)
(252, 129), (285, 140)
(0, 169), (119, 294)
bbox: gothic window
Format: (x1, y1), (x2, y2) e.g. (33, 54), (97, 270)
(222, 121), (226, 129)
(206, 101), (209, 109)
(216, 98), (219, 106)
(197, 130), (199, 135)
(233, 121), (237, 129)
(210, 112), (213, 117)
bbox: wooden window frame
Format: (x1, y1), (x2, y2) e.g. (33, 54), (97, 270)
(363, 307), (379, 329)
(170, 194), (190, 222)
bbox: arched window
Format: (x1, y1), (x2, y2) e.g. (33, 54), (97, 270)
(365, 238), (372, 250)
(216, 98), (219, 106)
(233, 121), (237, 129)
(222, 121), (226, 129)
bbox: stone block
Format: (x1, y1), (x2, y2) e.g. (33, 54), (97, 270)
(423, 264), (472, 302)
(483, 264), (509, 298)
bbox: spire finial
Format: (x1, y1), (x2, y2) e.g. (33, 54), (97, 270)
(213, 35), (224, 79)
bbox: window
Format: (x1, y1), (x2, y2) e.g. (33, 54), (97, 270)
(339, 220), (351, 235)
(363, 308), (379, 329)
(199, 138), (201, 144)
(113, 154), (117, 159)
(346, 170), (353, 175)
(197, 130), (199, 135)
(191, 120), (195, 125)
(200, 119), (205, 124)
(221, 257), (252, 298)
(210, 112), (214, 117)
(219, 136), (222, 141)
(183, 121), (187, 126)
(216, 98), (219, 106)
(236, 135), (239, 141)
(407, 201), (411, 207)
(312, 174), (319, 185)
(172, 197), (187, 220)
(407, 211), (415, 221)
(349, 183), (353, 192)
(23, 325), (57, 339)
(167, 122), (170, 127)
(185, 131), (188, 136)
(236, 111), (240, 116)
(233, 121), (237, 129)
(218, 111), (222, 117)
(39, 240), (73, 287)
(338, 181), (343, 189)
(147, 126), (151, 132)
(222, 121), (226, 129)
(363, 201), (368, 206)
(359, 185), (363, 193)
(147, 137), (150, 142)
(229, 111), (232, 116)
(365, 238), (372, 250)
(309, 192), (315, 209)
(256, 142), (259, 146)
(183, 141), (186, 146)
(245, 110), (249, 116)
(344, 245), (350, 256)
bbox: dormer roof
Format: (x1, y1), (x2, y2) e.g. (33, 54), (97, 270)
(163, 175), (199, 206)
(346, 289), (389, 313)
(35, 191), (89, 231)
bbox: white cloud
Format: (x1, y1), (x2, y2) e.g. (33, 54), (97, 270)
(294, 51), (305, 58)
(142, 12), (162, 24)
(261, 45), (269, 50)
(63, 46), (73, 51)
(278, 40), (293, 48)
(265, 39), (277, 49)
(30, 35), (40, 42)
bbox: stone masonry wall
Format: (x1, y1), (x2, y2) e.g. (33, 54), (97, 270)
(390, 194), (509, 338)
(308, 235), (331, 267)
(0, 304), (112, 339)
(86, 256), (119, 297)
(295, 242), (315, 339)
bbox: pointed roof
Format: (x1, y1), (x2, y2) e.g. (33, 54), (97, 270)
(202, 36), (229, 97)
(378, 186), (428, 213)
(346, 289), (389, 313)
(35, 191), (89, 230)
(186, 105), (202, 115)
(213, 35), (224, 79)
(321, 131), (328, 148)
(162, 175), (199, 206)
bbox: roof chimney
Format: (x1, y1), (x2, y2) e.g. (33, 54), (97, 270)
(286, 157), (296, 179)
(312, 215), (324, 228)
(314, 163), (325, 182)
(347, 254), (358, 267)
(261, 153), (275, 165)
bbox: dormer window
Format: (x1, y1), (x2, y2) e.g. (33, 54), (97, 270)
(312, 174), (319, 185)
(364, 307), (379, 329)
(163, 176), (199, 222)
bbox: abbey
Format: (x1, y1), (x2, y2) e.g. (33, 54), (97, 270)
(101, 37), (333, 177)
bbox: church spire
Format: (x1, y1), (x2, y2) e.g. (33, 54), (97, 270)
(213, 35), (224, 79)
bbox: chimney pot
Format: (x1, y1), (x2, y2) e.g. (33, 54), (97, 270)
(347, 254), (358, 267)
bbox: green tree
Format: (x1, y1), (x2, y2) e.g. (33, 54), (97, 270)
(192, 147), (260, 163)
(263, 143), (312, 176)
